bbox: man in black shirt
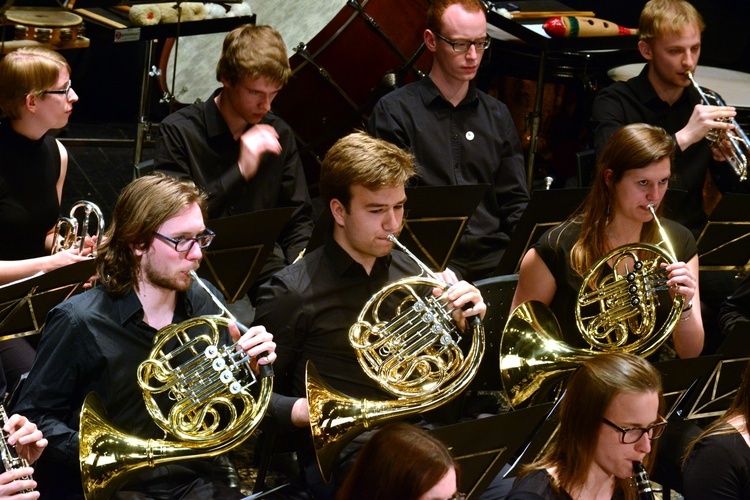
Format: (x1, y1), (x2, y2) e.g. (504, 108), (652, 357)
(591, 0), (746, 235)
(368, 0), (529, 282)
(13, 174), (277, 498)
(155, 25), (314, 292)
(254, 131), (486, 499)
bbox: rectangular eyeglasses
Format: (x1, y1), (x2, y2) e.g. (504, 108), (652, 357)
(153, 229), (216, 253)
(602, 415), (668, 444)
(433, 32), (491, 52)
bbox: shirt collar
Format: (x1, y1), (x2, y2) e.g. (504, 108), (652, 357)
(114, 286), (194, 326)
(418, 76), (479, 108)
(323, 231), (392, 278)
(204, 88), (232, 138)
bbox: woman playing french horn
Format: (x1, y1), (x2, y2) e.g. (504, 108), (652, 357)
(512, 123), (703, 359)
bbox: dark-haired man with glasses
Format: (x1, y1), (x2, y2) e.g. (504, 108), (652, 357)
(369, 0), (529, 282)
(14, 174), (277, 498)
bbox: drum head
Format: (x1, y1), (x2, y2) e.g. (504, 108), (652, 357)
(7, 9), (82, 27)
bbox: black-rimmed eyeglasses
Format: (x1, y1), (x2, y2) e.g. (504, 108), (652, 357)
(153, 229), (215, 253)
(602, 416), (668, 444)
(433, 31), (491, 52)
(42, 80), (73, 98)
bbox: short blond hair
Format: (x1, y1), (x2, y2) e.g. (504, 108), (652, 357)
(639, 0), (705, 42)
(320, 131), (416, 208)
(0, 47), (70, 119)
(216, 24), (290, 87)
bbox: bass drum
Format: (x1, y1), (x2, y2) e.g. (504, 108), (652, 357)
(159, 0), (432, 186)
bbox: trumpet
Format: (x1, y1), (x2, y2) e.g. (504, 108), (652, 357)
(0, 406), (33, 493)
(686, 71), (749, 181)
(500, 205), (683, 408)
(52, 200), (105, 255)
(306, 234), (484, 481)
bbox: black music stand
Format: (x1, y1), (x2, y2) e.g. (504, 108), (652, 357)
(653, 356), (721, 419)
(684, 326), (750, 420)
(494, 188), (587, 276)
(696, 193), (750, 273)
(197, 207), (294, 303)
(429, 402), (554, 499)
(494, 188), (687, 276)
(0, 259), (96, 341)
(305, 185), (488, 271)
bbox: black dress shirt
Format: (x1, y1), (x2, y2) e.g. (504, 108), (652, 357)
(154, 89), (313, 265)
(368, 77), (529, 281)
(591, 64), (748, 235)
(253, 235), (421, 415)
(13, 280), (240, 497)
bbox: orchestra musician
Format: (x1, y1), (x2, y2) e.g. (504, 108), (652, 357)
(253, 131), (486, 499)
(154, 24), (314, 300)
(336, 422), (462, 500)
(12, 174), (276, 498)
(368, 0), (529, 282)
(590, 0), (748, 354)
(511, 123), (704, 359)
(506, 353), (665, 499)
(591, 0), (747, 236)
(0, 413), (46, 498)
(0, 47), (93, 407)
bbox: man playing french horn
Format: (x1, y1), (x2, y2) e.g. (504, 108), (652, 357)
(13, 174), (277, 498)
(253, 131), (487, 499)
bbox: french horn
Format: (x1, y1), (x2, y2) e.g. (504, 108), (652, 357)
(686, 71), (749, 182)
(307, 234), (485, 481)
(79, 276), (273, 498)
(500, 205), (684, 408)
(52, 200), (105, 255)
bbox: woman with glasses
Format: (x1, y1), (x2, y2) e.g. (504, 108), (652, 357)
(337, 422), (463, 500)
(682, 360), (750, 498)
(510, 123), (703, 360)
(0, 47), (91, 404)
(506, 353), (665, 499)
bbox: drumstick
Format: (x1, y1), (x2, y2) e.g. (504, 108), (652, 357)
(75, 8), (127, 29)
(510, 11), (596, 19)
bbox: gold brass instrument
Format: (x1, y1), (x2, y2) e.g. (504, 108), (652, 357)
(500, 205), (684, 408)
(52, 200), (105, 255)
(79, 294), (273, 497)
(686, 71), (749, 182)
(307, 234), (485, 481)
(0, 406), (33, 493)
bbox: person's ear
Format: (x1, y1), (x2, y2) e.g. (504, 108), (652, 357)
(604, 169), (614, 188)
(330, 198), (346, 227)
(424, 29), (438, 52)
(25, 93), (37, 113)
(638, 40), (652, 61)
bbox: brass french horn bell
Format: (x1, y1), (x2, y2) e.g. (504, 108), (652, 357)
(52, 200), (105, 255)
(79, 315), (273, 499)
(500, 205), (684, 408)
(306, 235), (485, 481)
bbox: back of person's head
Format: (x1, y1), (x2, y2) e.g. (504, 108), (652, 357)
(319, 130), (416, 208)
(337, 422), (459, 500)
(639, 0), (705, 42)
(526, 353), (663, 495)
(97, 173), (207, 297)
(0, 47), (70, 120)
(571, 124), (675, 274)
(216, 24), (290, 87)
(426, 0), (485, 32)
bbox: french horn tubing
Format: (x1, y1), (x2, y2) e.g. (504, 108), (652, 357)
(52, 200), (105, 255)
(79, 277), (273, 498)
(500, 205), (684, 408)
(306, 234), (485, 481)
(686, 71), (749, 181)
